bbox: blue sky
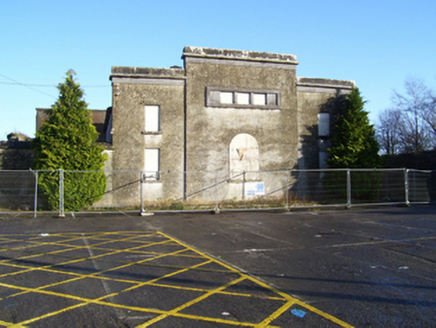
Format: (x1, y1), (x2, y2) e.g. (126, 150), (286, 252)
(1, 0), (435, 140)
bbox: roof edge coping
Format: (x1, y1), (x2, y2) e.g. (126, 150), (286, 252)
(110, 67), (186, 80)
(297, 77), (355, 89)
(183, 46), (298, 65)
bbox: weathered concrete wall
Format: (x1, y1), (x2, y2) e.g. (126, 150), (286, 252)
(183, 47), (299, 199)
(297, 77), (354, 169)
(110, 68), (185, 206)
(297, 92), (334, 169)
(107, 47), (356, 206)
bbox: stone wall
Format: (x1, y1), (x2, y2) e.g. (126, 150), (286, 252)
(0, 145), (34, 170)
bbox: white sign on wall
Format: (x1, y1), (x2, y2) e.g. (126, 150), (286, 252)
(245, 182), (265, 196)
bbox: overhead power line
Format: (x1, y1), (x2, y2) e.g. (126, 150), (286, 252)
(0, 81), (109, 88)
(0, 73), (110, 100)
(0, 73), (55, 99)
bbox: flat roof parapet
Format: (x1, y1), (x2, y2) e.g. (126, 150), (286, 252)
(110, 67), (186, 80)
(296, 77), (355, 94)
(183, 46), (298, 65)
(297, 77), (355, 89)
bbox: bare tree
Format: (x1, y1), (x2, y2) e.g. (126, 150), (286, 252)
(421, 89), (436, 136)
(386, 78), (435, 153)
(377, 109), (402, 155)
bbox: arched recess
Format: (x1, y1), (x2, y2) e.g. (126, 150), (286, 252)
(229, 133), (259, 180)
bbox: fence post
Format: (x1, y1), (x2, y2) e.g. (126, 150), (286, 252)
(404, 168), (410, 206)
(346, 169), (351, 208)
(59, 169), (65, 217)
(214, 171), (220, 214)
(33, 170), (38, 219)
(286, 169), (290, 210)
(242, 171), (246, 200)
(140, 171), (145, 214)
(139, 171), (153, 216)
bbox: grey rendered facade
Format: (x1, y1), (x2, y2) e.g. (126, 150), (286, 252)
(108, 46), (354, 205)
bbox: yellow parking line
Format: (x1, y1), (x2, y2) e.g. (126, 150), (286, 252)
(0, 233), (157, 263)
(160, 232), (355, 328)
(3, 258), (212, 327)
(256, 300), (296, 326)
(293, 300), (355, 328)
(147, 282), (286, 301)
(139, 276), (248, 327)
(0, 231), (354, 327)
(122, 259), (213, 293)
(0, 235), (87, 252)
(6, 245), (189, 299)
(0, 237), (173, 279)
(0, 319), (24, 327)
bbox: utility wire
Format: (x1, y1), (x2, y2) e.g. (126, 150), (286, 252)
(0, 73), (110, 99)
(0, 73), (56, 99)
(0, 81), (109, 88)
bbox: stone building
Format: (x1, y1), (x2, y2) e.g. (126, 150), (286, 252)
(106, 46), (354, 206)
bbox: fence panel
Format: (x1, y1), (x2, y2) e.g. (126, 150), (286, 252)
(376, 169), (408, 204)
(350, 169), (383, 205)
(141, 171), (189, 211)
(93, 170), (142, 210)
(408, 169), (432, 203)
(217, 170), (289, 211)
(0, 170), (36, 212)
(289, 169), (348, 207)
(0, 168), (433, 215)
(43, 170), (146, 212)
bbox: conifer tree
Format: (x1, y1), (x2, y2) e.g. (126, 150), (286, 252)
(325, 88), (380, 202)
(327, 88), (380, 168)
(32, 70), (107, 211)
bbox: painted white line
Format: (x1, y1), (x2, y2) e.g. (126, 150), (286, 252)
(82, 234), (125, 318)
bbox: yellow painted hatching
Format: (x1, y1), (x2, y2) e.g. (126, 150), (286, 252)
(0, 231), (353, 327)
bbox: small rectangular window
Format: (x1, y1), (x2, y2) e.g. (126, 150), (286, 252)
(206, 87), (280, 109)
(145, 106), (160, 132)
(267, 93), (277, 106)
(220, 92), (234, 104)
(236, 92), (250, 105)
(144, 149), (160, 180)
(318, 113), (330, 137)
(208, 90), (220, 106)
(252, 93), (266, 105)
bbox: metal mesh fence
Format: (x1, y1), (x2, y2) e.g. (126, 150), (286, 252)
(0, 168), (433, 216)
(289, 169), (348, 206)
(216, 170), (289, 211)
(0, 170), (36, 212)
(407, 169), (432, 203)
